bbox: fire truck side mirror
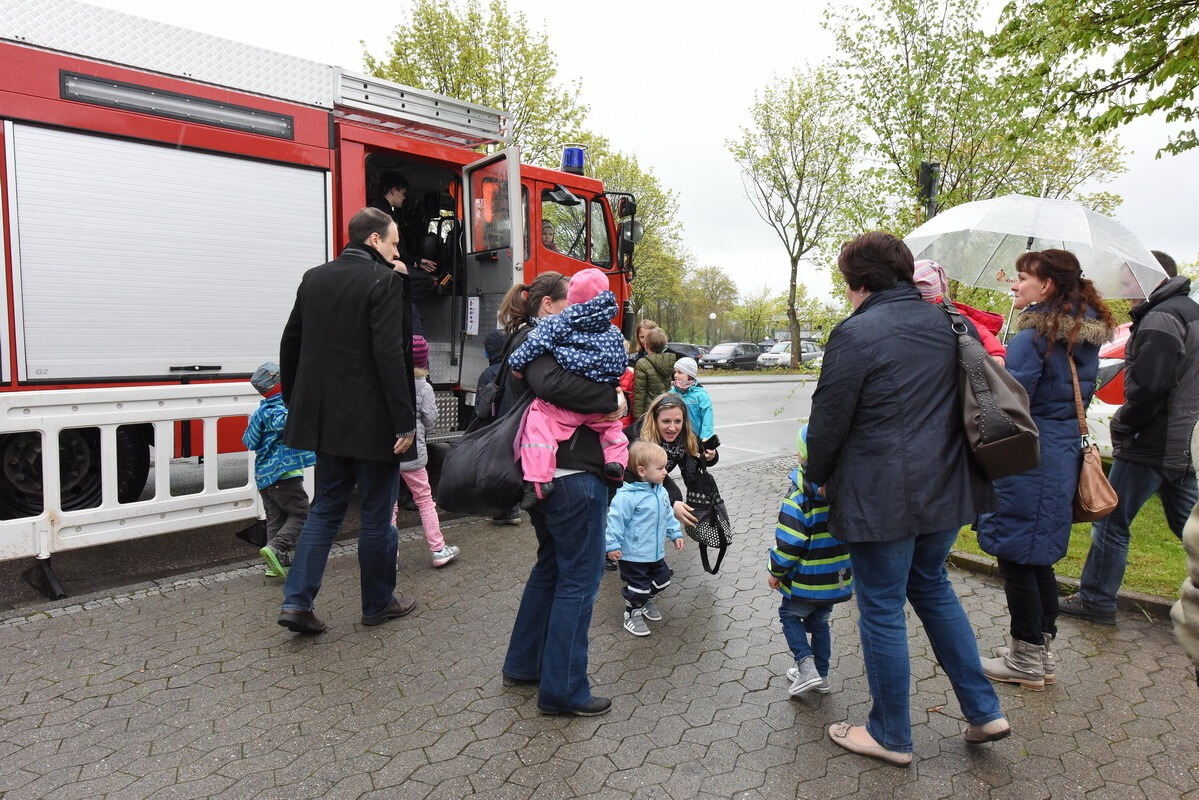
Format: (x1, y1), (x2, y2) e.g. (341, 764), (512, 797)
(617, 197), (638, 218)
(619, 220), (645, 256)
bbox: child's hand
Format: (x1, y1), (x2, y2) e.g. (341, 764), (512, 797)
(607, 549), (621, 561)
(766, 575), (780, 590)
(673, 538), (685, 551)
(510, 368), (524, 380)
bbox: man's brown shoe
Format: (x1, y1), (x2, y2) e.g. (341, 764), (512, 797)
(277, 609), (326, 634)
(361, 596), (417, 626)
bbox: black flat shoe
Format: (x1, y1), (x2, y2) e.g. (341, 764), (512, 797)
(277, 609), (326, 634)
(361, 596), (417, 626)
(538, 696), (611, 716)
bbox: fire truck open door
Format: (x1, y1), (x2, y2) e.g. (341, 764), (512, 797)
(457, 147), (523, 398)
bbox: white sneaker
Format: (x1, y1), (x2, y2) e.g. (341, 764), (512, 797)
(641, 597), (663, 621)
(431, 544), (460, 568)
(814, 676), (832, 694)
(623, 608), (651, 636)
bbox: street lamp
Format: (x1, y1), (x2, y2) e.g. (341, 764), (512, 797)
(707, 312), (717, 346)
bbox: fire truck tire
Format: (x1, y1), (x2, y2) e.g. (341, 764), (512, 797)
(0, 426), (151, 520)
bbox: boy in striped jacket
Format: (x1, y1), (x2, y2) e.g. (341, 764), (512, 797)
(767, 425), (853, 696)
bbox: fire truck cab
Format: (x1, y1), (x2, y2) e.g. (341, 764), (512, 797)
(0, 0), (637, 526)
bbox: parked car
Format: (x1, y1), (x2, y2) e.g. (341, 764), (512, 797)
(757, 339), (823, 368)
(699, 342), (761, 370)
(665, 342), (705, 360)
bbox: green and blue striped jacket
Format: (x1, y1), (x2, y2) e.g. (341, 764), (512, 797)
(768, 467), (852, 603)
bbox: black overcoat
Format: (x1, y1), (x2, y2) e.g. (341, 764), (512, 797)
(280, 243), (416, 463)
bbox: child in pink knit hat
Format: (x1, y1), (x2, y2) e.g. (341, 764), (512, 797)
(508, 268), (629, 508)
(913, 259), (1007, 364)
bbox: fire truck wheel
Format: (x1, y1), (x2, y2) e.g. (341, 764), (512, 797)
(0, 427), (151, 519)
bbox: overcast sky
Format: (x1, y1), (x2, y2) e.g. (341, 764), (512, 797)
(90, 0), (1199, 300)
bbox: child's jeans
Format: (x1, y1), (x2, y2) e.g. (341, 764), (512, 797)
(395, 467), (445, 553)
(779, 597), (833, 677)
(517, 398), (628, 483)
(260, 476), (309, 551)
(618, 559), (672, 609)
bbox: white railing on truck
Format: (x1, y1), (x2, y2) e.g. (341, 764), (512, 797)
(0, 383), (261, 567)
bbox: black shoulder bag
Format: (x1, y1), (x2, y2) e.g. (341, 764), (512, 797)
(684, 458), (733, 574)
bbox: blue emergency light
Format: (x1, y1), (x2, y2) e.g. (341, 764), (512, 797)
(561, 145), (586, 175)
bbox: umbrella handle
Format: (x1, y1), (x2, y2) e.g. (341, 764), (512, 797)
(1002, 300), (1017, 345)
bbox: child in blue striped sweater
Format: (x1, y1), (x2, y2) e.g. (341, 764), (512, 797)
(767, 424), (853, 696)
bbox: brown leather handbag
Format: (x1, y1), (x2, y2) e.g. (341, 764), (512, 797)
(1067, 353), (1118, 522)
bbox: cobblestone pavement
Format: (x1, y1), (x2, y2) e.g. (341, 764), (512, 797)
(1, 456), (1196, 799)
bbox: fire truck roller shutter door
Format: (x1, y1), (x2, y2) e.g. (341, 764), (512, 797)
(7, 123), (328, 381)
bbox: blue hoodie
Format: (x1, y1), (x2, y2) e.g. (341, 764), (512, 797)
(605, 480), (683, 562)
(507, 290), (626, 383)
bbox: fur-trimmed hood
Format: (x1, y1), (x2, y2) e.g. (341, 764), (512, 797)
(1015, 306), (1112, 348)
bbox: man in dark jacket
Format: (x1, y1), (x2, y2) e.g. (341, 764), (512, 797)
(1063, 253), (1199, 625)
(276, 207), (417, 635)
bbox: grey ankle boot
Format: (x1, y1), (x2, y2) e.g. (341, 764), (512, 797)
(993, 632), (1055, 685)
(982, 636), (1046, 690)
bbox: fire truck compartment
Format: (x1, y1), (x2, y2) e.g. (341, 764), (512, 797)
(5, 122), (330, 381)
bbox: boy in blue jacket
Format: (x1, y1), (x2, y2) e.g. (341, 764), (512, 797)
(767, 425), (852, 696)
(606, 441), (685, 637)
(668, 357), (716, 447)
(243, 362), (316, 578)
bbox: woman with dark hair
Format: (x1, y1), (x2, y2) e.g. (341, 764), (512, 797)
(626, 393), (718, 527)
(978, 249), (1115, 690)
(806, 231), (1006, 766)
(499, 271), (627, 717)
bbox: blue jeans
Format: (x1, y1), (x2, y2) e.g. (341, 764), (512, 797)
(282, 454), (400, 618)
(1076, 458), (1198, 611)
(779, 598), (832, 676)
(503, 471), (607, 710)
(847, 528), (1003, 753)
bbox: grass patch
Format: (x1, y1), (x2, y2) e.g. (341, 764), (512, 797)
(955, 496), (1185, 599)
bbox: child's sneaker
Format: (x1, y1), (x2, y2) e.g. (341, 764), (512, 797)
(641, 597), (663, 621)
(259, 544), (288, 578)
(623, 607), (651, 637)
(431, 544), (460, 568)
(519, 481), (555, 510)
(787, 657), (822, 696)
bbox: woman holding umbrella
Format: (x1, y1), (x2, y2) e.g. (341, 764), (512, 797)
(977, 249), (1115, 690)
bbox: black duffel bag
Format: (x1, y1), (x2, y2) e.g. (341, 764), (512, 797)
(436, 390), (533, 516)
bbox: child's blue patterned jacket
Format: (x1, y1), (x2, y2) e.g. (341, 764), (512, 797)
(243, 394), (316, 489)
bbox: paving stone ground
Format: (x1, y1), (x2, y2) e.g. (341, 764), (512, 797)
(0, 456), (1196, 799)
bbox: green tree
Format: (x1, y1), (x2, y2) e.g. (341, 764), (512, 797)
(732, 287), (788, 343)
(683, 266), (739, 346)
(994, 0), (1199, 156)
(364, 0), (587, 165)
(828, 0), (1125, 232)
(728, 67), (862, 367)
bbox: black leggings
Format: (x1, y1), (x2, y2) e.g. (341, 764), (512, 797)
(996, 557), (1058, 645)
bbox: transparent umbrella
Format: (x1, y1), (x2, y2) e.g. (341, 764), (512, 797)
(903, 194), (1167, 299)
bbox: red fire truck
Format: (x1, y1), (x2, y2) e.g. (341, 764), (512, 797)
(0, 0), (639, 523)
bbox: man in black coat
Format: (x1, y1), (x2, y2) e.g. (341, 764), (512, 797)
(276, 207), (418, 634)
(1063, 252), (1199, 625)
